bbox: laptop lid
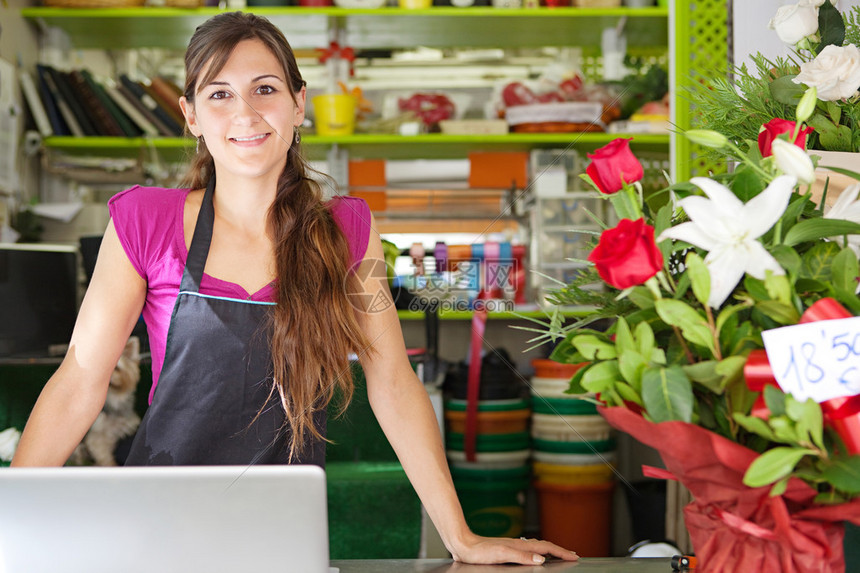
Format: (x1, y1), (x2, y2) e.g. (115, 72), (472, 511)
(0, 465), (329, 573)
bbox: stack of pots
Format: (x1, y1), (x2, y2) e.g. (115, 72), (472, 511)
(444, 352), (531, 538)
(529, 359), (616, 557)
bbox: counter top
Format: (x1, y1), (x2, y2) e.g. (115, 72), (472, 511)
(331, 558), (674, 572)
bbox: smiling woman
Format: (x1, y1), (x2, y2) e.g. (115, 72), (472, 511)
(10, 11), (578, 566)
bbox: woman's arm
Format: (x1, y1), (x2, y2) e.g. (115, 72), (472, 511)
(354, 220), (578, 565)
(12, 220), (147, 466)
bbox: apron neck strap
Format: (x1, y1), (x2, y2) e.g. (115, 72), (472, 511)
(180, 176), (216, 293)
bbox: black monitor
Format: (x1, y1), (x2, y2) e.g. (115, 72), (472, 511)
(0, 243), (79, 358)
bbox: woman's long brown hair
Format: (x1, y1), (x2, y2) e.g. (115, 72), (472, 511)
(180, 12), (371, 460)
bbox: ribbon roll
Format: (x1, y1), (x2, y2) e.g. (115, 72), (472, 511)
(471, 243), (484, 261)
(410, 242), (425, 276)
(434, 241), (447, 274)
(447, 244), (472, 273)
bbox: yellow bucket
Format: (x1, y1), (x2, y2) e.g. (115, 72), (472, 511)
(532, 461), (615, 485)
(312, 94), (356, 136)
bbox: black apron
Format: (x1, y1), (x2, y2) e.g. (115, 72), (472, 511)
(125, 177), (325, 466)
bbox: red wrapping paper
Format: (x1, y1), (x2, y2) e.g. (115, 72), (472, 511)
(600, 406), (860, 573)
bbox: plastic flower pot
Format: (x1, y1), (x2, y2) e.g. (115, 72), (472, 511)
(312, 94), (356, 136)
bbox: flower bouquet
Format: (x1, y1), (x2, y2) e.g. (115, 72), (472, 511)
(691, 0), (860, 153)
(531, 91), (860, 572)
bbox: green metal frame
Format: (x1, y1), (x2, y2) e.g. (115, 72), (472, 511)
(672, 0), (729, 182)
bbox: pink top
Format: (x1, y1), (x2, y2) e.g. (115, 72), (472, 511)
(108, 185), (371, 402)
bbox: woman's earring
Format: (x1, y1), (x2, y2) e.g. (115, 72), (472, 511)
(294, 129), (301, 145)
(196, 136), (204, 153)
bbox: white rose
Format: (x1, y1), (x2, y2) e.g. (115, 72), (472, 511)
(769, 3), (820, 45)
(794, 44), (860, 101)
(0, 427), (21, 462)
(772, 139), (816, 185)
(798, 0), (828, 6)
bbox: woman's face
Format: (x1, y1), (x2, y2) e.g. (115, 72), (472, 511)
(180, 38), (306, 184)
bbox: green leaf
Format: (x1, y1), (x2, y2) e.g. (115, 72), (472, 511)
(755, 300), (800, 325)
(731, 164), (766, 202)
(618, 350), (648, 391)
(634, 321), (656, 359)
(685, 252), (711, 307)
(764, 385), (787, 418)
(715, 355), (748, 390)
(682, 360), (722, 393)
(820, 165), (860, 182)
(826, 101), (842, 125)
(572, 334), (617, 361)
(629, 286), (656, 309)
(641, 365), (694, 423)
(734, 413), (778, 442)
(820, 457), (860, 494)
(716, 303), (752, 341)
(808, 112), (839, 139)
(674, 272), (691, 300)
(614, 317), (635, 355)
(566, 365), (588, 395)
(609, 191), (640, 222)
(580, 360), (621, 394)
(655, 299), (716, 354)
(780, 193), (812, 231)
(771, 417), (802, 444)
(820, 124), (855, 152)
(770, 245), (803, 280)
(764, 273), (793, 306)
(549, 336), (582, 364)
(831, 247), (860, 295)
(744, 276), (770, 301)
(817, 0), (846, 53)
(769, 476), (790, 497)
(785, 219), (860, 246)
(769, 75), (804, 105)
(800, 241), (842, 281)
(579, 172), (602, 194)
(614, 381), (644, 407)
(795, 278), (828, 293)
(787, 397), (825, 450)
(653, 203), (674, 238)
(743, 447), (816, 488)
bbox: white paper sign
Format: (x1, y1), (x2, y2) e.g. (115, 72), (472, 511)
(762, 317), (860, 403)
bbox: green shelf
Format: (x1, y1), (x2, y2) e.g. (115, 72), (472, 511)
(43, 133), (668, 160)
(22, 6), (668, 50)
(396, 308), (586, 320)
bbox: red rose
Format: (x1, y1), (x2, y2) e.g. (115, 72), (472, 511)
(588, 218), (663, 289)
(757, 118), (814, 157)
(585, 138), (644, 195)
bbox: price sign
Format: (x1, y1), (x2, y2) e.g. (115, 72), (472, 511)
(761, 316), (860, 403)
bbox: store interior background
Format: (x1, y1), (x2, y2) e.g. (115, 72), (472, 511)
(1, 0), (828, 560)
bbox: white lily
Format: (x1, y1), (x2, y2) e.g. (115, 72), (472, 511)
(659, 175), (796, 308)
(824, 182), (860, 262)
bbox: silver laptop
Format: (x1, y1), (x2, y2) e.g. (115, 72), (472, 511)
(0, 465), (330, 573)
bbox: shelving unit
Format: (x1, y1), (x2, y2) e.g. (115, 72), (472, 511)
(42, 133), (670, 160)
(396, 308), (586, 321)
(22, 7), (669, 51)
(23, 3), (678, 307)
